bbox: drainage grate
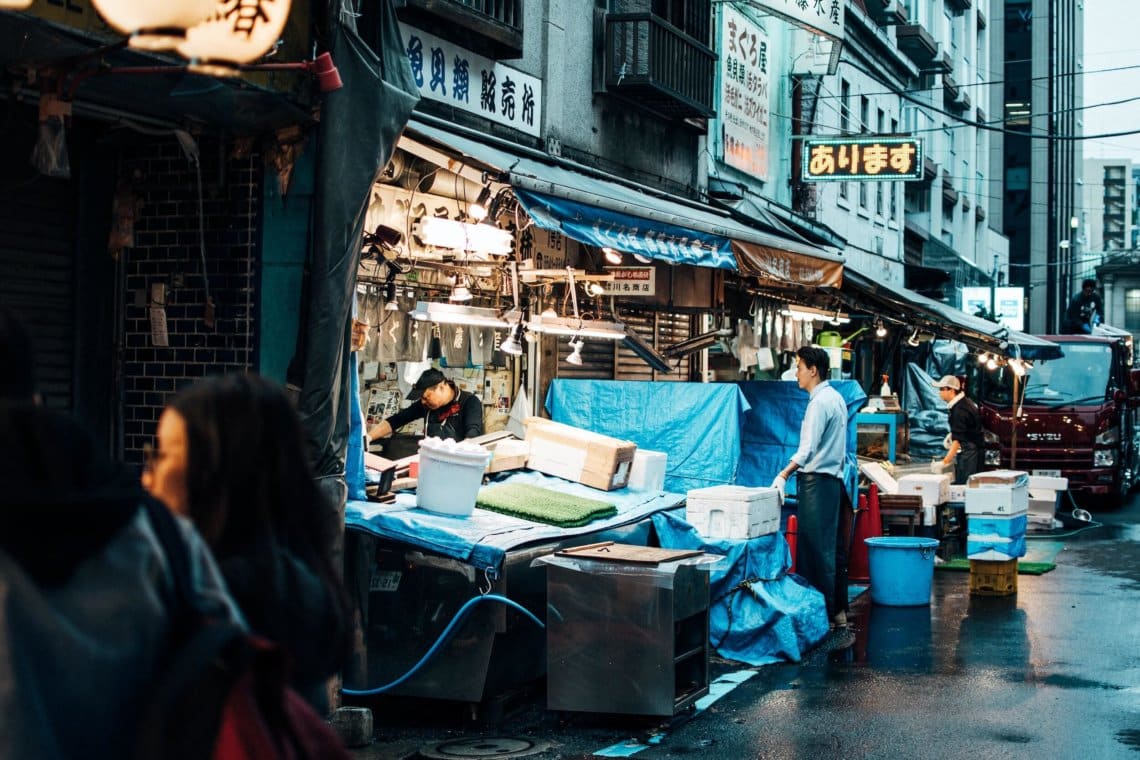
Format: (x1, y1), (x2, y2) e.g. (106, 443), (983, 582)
(418, 736), (550, 759)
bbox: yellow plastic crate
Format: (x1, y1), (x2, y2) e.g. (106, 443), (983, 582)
(969, 559), (1018, 596)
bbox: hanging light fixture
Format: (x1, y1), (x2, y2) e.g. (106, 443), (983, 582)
(906, 328), (921, 347)
(585, 282), (606, 297)
(977, 352), (989, 364)
(986, 356), (999, 370)
(468, 186), (493, 222)
(566, 337), (585, 365)
(410, 301), (509, 328)
(874, 319), (887, 338)
(631, 253), (652, 264)
(91, 0), (217, 51)
(413, 216), (513, 256)
(602, 247), (623, 265)
(500, 321), (525, 356)
(178, 0), (294, 73)
(449, 276), (473, 303)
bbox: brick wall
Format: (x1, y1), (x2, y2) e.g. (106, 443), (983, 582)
(120, 136), (261, 463)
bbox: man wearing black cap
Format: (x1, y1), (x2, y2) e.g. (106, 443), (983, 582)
(935, 374), (982, 484)
(366, 367), (484, 444)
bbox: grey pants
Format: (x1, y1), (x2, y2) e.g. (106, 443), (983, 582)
(797, 472), (850, 619)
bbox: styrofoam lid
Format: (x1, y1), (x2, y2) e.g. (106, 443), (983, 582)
(687, 485), (778, 502)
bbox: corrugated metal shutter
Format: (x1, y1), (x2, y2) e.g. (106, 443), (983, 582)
(0, 148), (75, 411)
(617, 310), (693, 381)
(554, 334), (615, 378)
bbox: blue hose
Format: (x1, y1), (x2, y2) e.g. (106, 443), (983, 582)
(341, 593), (545, 696)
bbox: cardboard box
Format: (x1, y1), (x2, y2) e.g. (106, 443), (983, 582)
(485, 438), (531, 473)
(524, 417), (636, 491)
(685, 485), (781, 539)
(967, 533), (1027, 561)
(896, 473), (951, 507)
(628, 449), (667, 491)
(964, 484), (1029, 515)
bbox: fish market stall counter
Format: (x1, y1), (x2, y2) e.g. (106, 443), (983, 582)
(342, 470), (685, 706)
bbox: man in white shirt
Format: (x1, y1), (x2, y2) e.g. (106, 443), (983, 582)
(771, 346), (850, 629)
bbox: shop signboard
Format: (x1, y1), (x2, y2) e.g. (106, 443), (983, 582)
(399, 23), (542, 137)
(963, 286), (1024, 332)
(748, 0), (844, 41)
(717, 6), (770, 180)
(801, 136), (923, 182)
(601, 266), (656, 297)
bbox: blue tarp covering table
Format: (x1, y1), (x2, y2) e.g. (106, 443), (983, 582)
(652, 511), (829, 665)
(545, 380), (751, 492)
(345, 470), (684, 572)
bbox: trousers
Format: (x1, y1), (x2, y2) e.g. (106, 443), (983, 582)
(796, 472), (851, 618)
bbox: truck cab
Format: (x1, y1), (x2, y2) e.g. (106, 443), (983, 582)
(976, 333), (1140, 506)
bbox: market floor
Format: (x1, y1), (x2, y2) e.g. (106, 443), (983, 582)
(346, 494), (1140, 759)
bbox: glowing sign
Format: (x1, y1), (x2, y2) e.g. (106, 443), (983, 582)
(801, 137), (924, 181)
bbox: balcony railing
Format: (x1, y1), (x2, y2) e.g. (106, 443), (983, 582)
(605, 13), (716, 120)
(398, 0), (523, 59)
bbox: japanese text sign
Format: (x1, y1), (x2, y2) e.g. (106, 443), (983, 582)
(400, 23), (542, 136)
(601, 267), (656, 297)
(718, 6), (769, 180)
(749, 0), (844, 41)
(801, 137), (923, 181)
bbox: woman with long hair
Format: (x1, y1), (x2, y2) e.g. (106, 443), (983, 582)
(142, 373), (350, 713)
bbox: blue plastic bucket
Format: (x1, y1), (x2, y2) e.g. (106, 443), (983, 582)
(865, 536), (940, 606)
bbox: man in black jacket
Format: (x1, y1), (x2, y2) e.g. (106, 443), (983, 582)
(366, 367), (484, 444)
(1064, 279), (1103, 334)
(935, 374), (983, 484)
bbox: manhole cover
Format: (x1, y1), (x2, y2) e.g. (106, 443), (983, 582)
(418, 736), (550, 759)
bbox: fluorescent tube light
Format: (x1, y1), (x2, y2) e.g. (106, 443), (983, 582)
(410, 301), (509, 328)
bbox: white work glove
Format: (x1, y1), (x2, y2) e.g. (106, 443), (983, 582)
(771, 475), (787, 505)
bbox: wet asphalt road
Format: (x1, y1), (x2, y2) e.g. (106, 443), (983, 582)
(350, 493), (1140, 759)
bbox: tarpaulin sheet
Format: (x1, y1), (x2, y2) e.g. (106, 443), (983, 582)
(903, 363), (950, 463)
(651, 511), (828, 665)
(735, 380), (867, 503)
(344, 470), (683, 571)
(544, 380), (751, 491)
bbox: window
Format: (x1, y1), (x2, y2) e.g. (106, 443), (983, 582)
(859, 96), (870, 208)
(1126, 289), (1140, 333)
(890, 117), (899, 220)
(840, 79), (850, 133)
(876, 109), (885, 216)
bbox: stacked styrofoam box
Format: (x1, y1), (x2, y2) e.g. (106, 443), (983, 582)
(685, 485), (781, 540)
(627, 449), (668, 491)
(1028, 474), (1067, 517)
(896, 473), (951, 525)
(965, 470), (1029, 560)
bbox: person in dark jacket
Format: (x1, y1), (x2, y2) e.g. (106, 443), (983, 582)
(0, 307), (242, 758)
(366, 367), (484, 444)
(935, 374), (983, 484)
(142, 373), (351, 714)
(1064, 279), (1103, 334)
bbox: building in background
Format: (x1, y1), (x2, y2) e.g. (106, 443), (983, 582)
(996, 0), (1083, 333)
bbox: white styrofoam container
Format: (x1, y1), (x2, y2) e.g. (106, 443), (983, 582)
(967, 469), (1030, 489)
(948, 484), (967, 503)
(967, 513), (1027, 539)
(964, 483), (1029, 515)
(859, 461), (899, 495)
(1028, 475), (1068, 492)
(685, 485), (780, 539)
(1028, 489), (1060, 515)
(896, 473), (951, 507)
(627, 449), (667, 491)
(967, 533), (1027, 560)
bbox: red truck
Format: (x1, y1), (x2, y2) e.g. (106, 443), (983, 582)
(977, 332), (1140, 507)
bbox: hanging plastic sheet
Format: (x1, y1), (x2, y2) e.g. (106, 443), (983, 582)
(545, 380), (750, 491)
(651, 511), (828, 665)
(903, 363), (951, 463)
(734, 380), (867, 504)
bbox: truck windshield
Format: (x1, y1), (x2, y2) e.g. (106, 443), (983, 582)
(981, 343), (1113, 408)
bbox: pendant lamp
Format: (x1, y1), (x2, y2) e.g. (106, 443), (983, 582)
(91, 0), (217, 51)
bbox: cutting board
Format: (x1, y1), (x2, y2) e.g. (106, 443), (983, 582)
(555, 541), (703, 565)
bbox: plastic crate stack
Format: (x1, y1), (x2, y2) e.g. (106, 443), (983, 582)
(964, 470), (1029, 595)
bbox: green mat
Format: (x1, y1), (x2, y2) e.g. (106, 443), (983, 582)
(475, 483), (617, 527)
(936, 558), (1056, 575)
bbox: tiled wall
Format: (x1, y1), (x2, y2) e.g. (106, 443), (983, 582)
(120, 136), (260, 462)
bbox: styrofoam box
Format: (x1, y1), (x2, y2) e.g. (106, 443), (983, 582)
(1028, 489), (1060, 515)
(859, 461), (899, 495)
(948, 484), (967, 503)
(628, 449), (667, 491)
(967, 533), (1027, 561)
(685, 485), (780, 539)
(965, 483), (1029, 515)
(967, 513), (1027, 539)
(1028, 475), (1068, 492)
(896, 473), (951, 507)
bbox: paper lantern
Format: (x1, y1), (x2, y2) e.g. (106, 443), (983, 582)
(178, 0), (293, 72)
(91, 0), (218, 51)
(0, 1), (34, 10)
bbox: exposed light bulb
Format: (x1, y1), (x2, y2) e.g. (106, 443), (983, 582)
(632, 253), (652, 264)
(875, 320), (887, 338)
(586, 282), (605, 297)
(449, 277), (472, 302)
(977, 352), (988, 364)
(602, 247), (623, 265)
(566, 337), (584, 365)
(986, 357), (999, 370)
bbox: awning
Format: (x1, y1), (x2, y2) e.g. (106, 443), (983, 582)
(841, 270), (1062, 360)
(400, 118), (844, 286)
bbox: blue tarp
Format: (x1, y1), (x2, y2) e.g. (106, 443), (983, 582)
(652, 511), (828, 665)
(345, 470), (683, 571)
(545, 380), (751, 492)
(735, 380), (867, 504)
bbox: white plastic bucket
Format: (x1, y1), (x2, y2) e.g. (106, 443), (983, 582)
(416, 439), (492, 517)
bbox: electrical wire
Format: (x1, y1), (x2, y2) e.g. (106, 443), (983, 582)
(340, 593), (545, 696)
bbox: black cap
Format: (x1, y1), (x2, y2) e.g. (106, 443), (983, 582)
(407, 368), (447, 401)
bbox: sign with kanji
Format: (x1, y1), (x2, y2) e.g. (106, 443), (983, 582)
(801, 137), (923, 181)
(749, 0), (844, 41)
(400, 23), (542, 137)
(717, 6), (769, 180)
(601, 267), (656, 297)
